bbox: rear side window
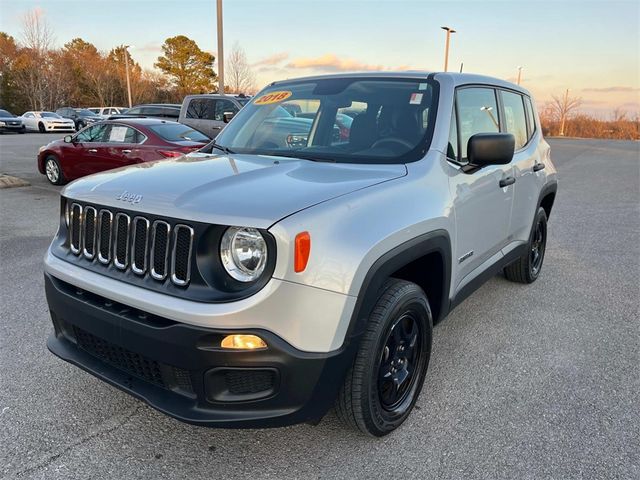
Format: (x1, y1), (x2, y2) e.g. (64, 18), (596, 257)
(501, 91), (528, 149)
(186, 99), (216, 120)
(106, 125), (144, 143)
(148, 123), (209, 142)
(524, 96), (537, 139)
(456, 87), (499, 160)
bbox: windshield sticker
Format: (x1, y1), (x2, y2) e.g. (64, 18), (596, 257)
(254, 90), (292, 105)
(418, 83), (428, 90)
(109, 126), (128, 142)
(409, 93), (423, 105)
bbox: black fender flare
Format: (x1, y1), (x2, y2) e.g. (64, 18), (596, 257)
(537, 180), (558, 218)
(343, 229), (452, 347)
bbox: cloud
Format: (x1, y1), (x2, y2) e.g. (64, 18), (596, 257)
(582, 86), (640, 93)
(286, 54), (384, 72)
(252, 52), (289, 67)
(136, 43), (162, 53)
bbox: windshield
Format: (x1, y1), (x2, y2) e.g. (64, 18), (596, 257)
(208, 77), (437, 164)
(148, 123), (209, 142)
(75, 109), (97, 117)
(41, 112), (61, 118)
(0, 109), (14, 117)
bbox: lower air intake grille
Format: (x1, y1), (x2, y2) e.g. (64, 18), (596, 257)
(73, 326), (194, 394)
(225, 370), (276, 395)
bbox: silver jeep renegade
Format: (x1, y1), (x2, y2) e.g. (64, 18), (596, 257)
(44, 72), (557, 436)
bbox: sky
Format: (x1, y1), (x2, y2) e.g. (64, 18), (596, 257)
(1, 0), (638, 116)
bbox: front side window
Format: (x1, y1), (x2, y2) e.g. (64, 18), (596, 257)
(210, 77), (437, 164)
(456, 87), (499, 160)
(76, 124), (108, 143)
(126, 107), (143, 115)
(501, 91), (528, 149)
(214, 99), (239, 121)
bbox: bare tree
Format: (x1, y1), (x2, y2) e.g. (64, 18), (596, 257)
(551, 89), (581, 136)
(226, 42), (256, 94)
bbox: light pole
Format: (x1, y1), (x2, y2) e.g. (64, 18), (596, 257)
(123, 45), (133, 108)
(517, 66), (523, 85)
(441, 26), (456, 72)
(216, 0), (224, 94)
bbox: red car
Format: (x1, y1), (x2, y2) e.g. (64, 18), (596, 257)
(38, 118), (209, 185)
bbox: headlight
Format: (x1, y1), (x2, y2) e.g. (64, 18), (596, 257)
(0, 121), (5, 126)
(220, 227), (267, 282)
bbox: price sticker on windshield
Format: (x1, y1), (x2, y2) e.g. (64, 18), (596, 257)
(254, 90), (292, 105)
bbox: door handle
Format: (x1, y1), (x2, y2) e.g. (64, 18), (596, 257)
(122, 150), (132, 154)
(87, 149), (97, 153)
(533, 162), (546, 172)
(499, 176), (516, 188)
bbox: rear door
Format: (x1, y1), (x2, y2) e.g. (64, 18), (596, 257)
(101, 124), (149, 170)
(502, 91), (545, 242)
(448, 86), (515, 288)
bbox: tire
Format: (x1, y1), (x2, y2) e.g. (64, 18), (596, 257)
(19, 126), (26, 134)
(44, 155), (66, 185)
(38, 122), (46, 133)
(335, 278), (433, 436)
(504, 207), (548, 283)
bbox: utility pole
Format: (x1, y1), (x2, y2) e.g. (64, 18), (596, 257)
(559, 88), (569, 136)
(216, 0), (224, 95)
(123, 45), (132, 108)
(517, 66), (523, 85)
(441, 26), (456, 72)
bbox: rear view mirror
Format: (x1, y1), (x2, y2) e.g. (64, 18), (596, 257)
(63, 135), (73, 143)
(467, 133), (515, 166)
(223, 111), (235, 123)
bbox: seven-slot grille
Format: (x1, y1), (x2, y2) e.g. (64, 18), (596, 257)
(68, 203), (194, 286)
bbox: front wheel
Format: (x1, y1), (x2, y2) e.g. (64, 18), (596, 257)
(504, 207), (548, 283)
(335, 279), (432, 436)
(44, 155), (66, 185)
(38, 122), (46, 133)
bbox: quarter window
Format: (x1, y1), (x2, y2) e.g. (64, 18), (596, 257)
(524, 96), (537, 140)
(501, 91), (528, 149)
(456, 88), (500, 160)
(447, 106), (459, 161)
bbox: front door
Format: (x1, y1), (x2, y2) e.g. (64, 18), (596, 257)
(449, 87), (514, 288)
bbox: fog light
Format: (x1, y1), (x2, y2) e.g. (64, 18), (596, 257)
(221, 334), (267, 350)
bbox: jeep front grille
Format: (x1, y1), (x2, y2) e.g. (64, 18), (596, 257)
(68, 203), (194, 286)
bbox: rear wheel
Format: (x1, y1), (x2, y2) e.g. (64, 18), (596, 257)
(335, 279), (432, 436)
(44, 155), (66, 185)
(504, 207), (548, 283)
(38, 122), (46, 133)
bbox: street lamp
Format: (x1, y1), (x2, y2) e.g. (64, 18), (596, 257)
(441, 26), (456, 72)
(517, 66), (523, 85)
(216, 0), (225, 94)
(123, 45), (133, 108)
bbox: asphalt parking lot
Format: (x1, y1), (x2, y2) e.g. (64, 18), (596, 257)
(1, 133), (638, 479)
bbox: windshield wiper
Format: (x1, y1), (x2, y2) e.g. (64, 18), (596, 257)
(264, 152), (335, 163)
(207, 142), (235, 155)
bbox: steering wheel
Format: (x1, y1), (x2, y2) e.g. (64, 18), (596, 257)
(371, 137), (414, 150)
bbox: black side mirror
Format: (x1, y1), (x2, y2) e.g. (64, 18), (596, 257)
(467, 133), (515, 166)
(223, 111), (235, 123)
(63, 135), (73, 143)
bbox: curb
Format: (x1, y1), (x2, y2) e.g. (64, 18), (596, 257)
(0, 174), (31, 189)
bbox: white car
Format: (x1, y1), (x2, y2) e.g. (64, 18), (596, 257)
(87, 107), (128, 117)
(22, 111), (76, 133)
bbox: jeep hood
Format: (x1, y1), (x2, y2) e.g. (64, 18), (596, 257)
(62, 153), (407, 228)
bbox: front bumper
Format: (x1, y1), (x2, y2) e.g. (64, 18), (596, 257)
(45, 123), (75, 131)
(0, 123), (24, 132)
(45, 273), (356, 427)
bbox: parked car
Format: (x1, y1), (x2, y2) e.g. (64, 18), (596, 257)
(0, 109), (25, 133)
(56, 107), (103, 130)
(37, 118), (208, 185)
(43, 72), (557, 436)
(22, 111), (75, 133)
(109, 104), (180, 121)
(87, 107), (128, 117)
(179, 94), (250, 138)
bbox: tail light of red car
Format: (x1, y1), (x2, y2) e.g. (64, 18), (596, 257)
(157, 145), (204, 158)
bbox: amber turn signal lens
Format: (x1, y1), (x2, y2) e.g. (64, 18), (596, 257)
(294, 231), (311, 273)
(221, 334), (267, 350)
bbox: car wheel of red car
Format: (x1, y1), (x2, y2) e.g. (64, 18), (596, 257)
(44, 155), (67, 185)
